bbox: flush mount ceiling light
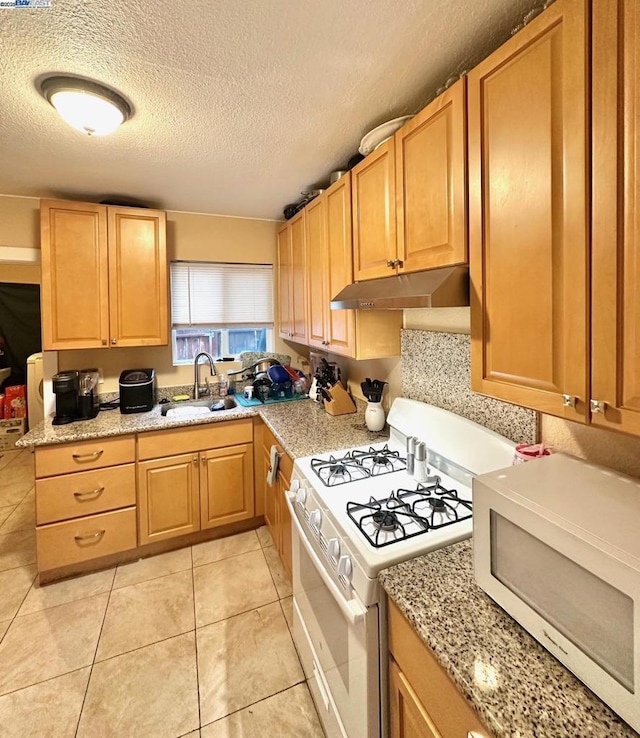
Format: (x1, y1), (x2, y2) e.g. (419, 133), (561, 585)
(40, 76), (132, 137)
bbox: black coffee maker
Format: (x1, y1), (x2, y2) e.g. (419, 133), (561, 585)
(52, 371), (79, 425)
(52, 368), (100, 425)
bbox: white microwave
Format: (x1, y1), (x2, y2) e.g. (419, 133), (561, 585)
(473, 453), (640, 733)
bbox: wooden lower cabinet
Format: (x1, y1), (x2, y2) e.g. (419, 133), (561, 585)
(36, 507), (137, 572)
(138, 444), (255, 545)
(201, 444), (254, 529)
(260, 421), (293, 579)
(388, 599), (489, 738)
(137, 453), (201, 544)
(389, 659), (441, 738)
(34, 438), (139, 573)
(277, 469), (293, 579)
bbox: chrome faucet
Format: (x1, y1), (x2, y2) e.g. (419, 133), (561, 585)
(193, 352), (217, 399)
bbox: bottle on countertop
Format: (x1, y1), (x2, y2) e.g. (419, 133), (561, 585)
(414, 441), (428, 483)
(218, 374), (228, 397)
(406, 436), (417, 476)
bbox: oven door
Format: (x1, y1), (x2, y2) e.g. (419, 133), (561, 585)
(286, 493), (380, 738)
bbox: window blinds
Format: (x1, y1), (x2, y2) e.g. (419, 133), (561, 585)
(171, 261), (274, 326)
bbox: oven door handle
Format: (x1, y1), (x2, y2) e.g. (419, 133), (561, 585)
(286, 493), (367, 626)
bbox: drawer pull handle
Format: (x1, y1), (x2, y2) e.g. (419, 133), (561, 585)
(74, 529), (105, 543)
(72, 450), (104, 462)
(73, 486), (105, 501)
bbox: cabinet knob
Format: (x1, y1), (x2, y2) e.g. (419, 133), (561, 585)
(192, 456), (198, 465)
(201, 456), (206, 464)
(101, 339), (107, 346)
(111, 338), (117, 345)
(590, 399), (606, 414)
(562, 394), (577, 408)
(395, 258), (404, 268)
(386, 260), (395, 268)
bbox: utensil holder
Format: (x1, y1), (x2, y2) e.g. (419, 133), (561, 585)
(365, 401), (386, 431)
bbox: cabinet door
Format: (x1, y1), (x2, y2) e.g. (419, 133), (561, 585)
(305, 195), (328, 349)
(277, 469), (292, 580)
(277, 223), (292, 339)
(469, 0), (589, 421)
(107, 207), (168, 347)
(396, 79), (467, 273)
(326, 174), (355, 356)
(138, 454), (200, 544)
(263, 446), (278, 542)
(352, 139), (397, 281)
(290, 211), (308, 343)
(591, 0), (640, 434)
(389, 660), (441, 738)
(40, 200), (109, 350)
(200, 444), (254, 529)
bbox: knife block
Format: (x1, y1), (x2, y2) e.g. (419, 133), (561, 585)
(323, 382), (357, 416)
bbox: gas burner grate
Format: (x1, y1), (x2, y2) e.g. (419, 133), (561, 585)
(346, 481), (472, 548)
(310, 445), (406, 487)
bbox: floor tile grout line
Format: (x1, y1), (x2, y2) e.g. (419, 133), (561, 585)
(195, 594), (281, 632)
(190, 546), (203, 732)
(73, 584), (114, 738)
(111, 562), (193, 593)
(199, 678), (308, 730)
(4, 567), (39, 624)
(0, 665), (90, 701)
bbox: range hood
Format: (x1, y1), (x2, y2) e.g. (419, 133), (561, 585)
(330, 266), (469, 310)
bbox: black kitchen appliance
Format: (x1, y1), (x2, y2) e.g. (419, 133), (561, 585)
(52, 370), (79, 425)
(119, 368), (156, 414)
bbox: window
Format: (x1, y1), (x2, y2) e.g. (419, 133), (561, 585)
(170, 261), (273, 365)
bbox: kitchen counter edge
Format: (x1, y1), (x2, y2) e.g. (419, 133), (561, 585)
(16, 396), (385, 460)
(379, 539), (639, 738)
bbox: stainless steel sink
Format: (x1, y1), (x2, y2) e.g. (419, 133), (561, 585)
(160, 396), (237, 416)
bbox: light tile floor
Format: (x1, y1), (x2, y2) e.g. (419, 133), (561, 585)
(0, 448), (324, 737)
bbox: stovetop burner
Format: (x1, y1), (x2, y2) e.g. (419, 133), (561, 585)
(310, 445), (407, 486)
(346, 478), (472, 548)
(372, 510), (400, 532)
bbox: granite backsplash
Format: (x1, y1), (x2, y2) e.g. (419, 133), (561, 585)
(401, 330), (538, 445)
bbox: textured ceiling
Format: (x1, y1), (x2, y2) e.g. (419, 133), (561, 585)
(0, 0), (533, 219)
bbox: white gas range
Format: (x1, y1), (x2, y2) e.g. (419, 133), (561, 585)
(285, 398), (516, 738)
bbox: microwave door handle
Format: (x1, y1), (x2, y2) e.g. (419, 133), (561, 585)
(285, 493), (367, 626)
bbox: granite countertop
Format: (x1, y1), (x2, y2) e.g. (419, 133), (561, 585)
(17, 395), (387, 460)
(379, 541), (638, 738)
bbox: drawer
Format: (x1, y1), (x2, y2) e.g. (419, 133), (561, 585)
(36, 507), (137, 572)
(36, 464), (136, 525)
(137, 419), (253, 460)
(35, 436), (135, 478)
(388, 598), (488, 737)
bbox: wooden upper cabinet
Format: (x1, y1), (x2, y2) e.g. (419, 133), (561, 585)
(352, 138), (397, 281)
(304, 175), (356, 355)
(40, 199), (168, 350)
(289, 211), (308, 343)
(396, 78), (467, 273)
(40, 201), (110, 350)
(277, 212), (307, 344)
(305, 195), (328, 349)
(108, 208), (167, 347)
(326, 174), (355, 355)
(277, 223), (292, 340)
(468, 0), (589, 422)
(591, 0), (640, 434)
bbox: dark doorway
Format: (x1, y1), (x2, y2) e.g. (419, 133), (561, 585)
(0, 283), (42, 387)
